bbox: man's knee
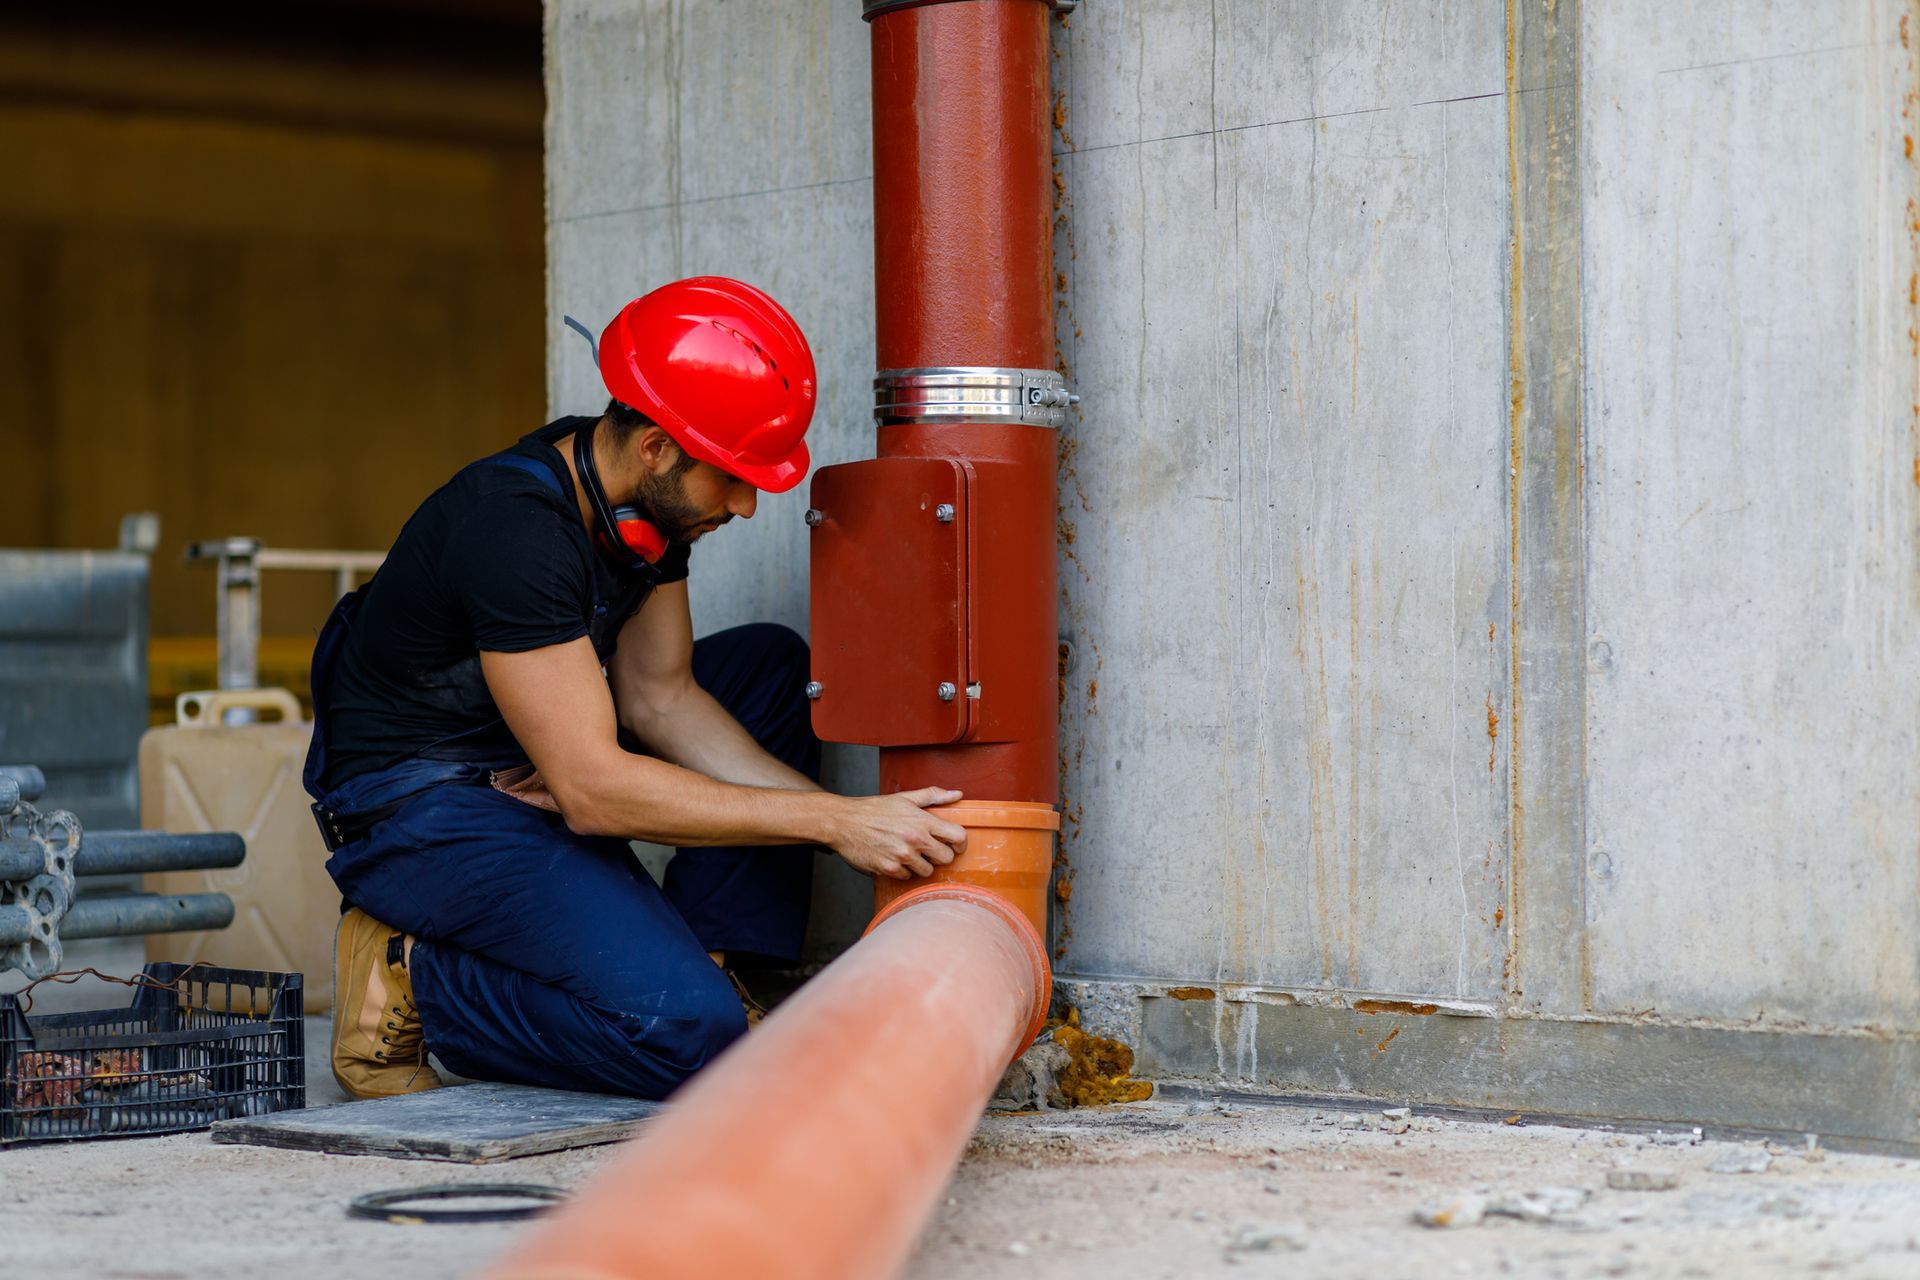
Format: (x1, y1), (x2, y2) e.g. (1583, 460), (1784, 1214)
(647, 987), (749, 1087)
(741, 621), (809, 677)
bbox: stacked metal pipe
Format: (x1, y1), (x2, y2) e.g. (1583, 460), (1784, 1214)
(0, 764), (241, 978)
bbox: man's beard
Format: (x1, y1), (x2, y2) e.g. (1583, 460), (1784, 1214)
(632, 466), (718, 544)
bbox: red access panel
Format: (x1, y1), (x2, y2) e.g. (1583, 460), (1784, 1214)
(807, 457), (971, 746)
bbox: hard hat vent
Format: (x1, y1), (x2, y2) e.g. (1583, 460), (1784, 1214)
(710, 320), (791, 391)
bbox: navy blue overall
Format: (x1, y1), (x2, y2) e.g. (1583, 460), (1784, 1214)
(303, 454), (819, 1100)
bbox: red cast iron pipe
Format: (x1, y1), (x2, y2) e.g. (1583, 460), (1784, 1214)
(871, 0), (1054, 369)
(872, 0), (1060, 806)
(482, 887), (1050, 1280)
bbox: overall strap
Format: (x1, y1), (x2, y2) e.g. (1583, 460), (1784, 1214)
(488, 452), (568, 498)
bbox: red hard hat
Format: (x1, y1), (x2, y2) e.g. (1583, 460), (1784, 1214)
(597, 277), (816, 493)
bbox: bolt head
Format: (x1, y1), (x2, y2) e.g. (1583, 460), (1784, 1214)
(934, 503), (956, 523)
(804, 508), (825, 527)
(936, 681), (957, 701)
(805, 681), (824, 700)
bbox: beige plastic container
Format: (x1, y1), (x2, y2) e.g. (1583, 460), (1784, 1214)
(140, 687), (336, 1014)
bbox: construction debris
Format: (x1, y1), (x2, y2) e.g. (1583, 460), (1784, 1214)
(988, 1007), (1153, 1110)
(1606, 1168), (1680, 1191)
(1489, 1186), (1591, 1222)
(990, 1037), (1069, 1111)
(1414, 1192), (1489, 1229)
(1708, 1147), (1772, 1175)
(1415, 1185), (1592, 1229)
(1646, 1127), (1705, 1147)
(1223, 1222), (1307, 1259)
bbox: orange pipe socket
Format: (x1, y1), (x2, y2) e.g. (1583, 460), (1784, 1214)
(482, 886), (1050, 1280)
(874, 800), (1058, 936)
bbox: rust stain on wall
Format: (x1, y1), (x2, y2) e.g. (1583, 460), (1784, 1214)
(1353, 999), (1438, 1016)
(1166, 986), (1216, 1002)
(1293, 545), (1338, 986)
(1503, 0), (1528, 1004)
(1347, 551), (1363, 986)
(1375, 1027), (1401, 1053)
(1486, 692), (1501, 775)
(1906, 11), (1920, 489)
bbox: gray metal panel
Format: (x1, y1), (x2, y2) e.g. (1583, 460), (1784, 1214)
(1579, 0), (1920, 1026)
(1052, 2), (1513, 998)
(0, 550), (149, 830)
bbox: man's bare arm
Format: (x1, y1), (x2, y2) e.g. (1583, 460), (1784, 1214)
(606, 583), (813, 790)
(480, 637), (966, 878)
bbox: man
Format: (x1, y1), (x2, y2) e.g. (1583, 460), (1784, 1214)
(303, 277), (968, 1101)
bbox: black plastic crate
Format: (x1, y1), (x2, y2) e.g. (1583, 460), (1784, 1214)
(1, 963), (305, 1146)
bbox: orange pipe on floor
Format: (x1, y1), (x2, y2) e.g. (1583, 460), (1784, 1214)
(482, 887), (1049, 1280)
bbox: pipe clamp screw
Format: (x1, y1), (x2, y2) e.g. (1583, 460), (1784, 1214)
(805, 682), (824, 700)
(936, 682), (957, 702)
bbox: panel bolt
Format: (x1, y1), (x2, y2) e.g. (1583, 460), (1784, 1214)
(934, 503), (955, 523)
(804, 508), (824, 527)
(936, 682), (957, 701)
(805, 681), (823, 700)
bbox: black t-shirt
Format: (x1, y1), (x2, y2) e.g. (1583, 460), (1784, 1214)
(322, 418), (690, 786)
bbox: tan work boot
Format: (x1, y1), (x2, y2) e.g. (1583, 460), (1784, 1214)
(332, 907), (443, 1099)
(709, 950), (767, 1027)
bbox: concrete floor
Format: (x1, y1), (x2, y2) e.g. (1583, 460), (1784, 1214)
(8, 944), (1920, 1278)
(5, 1077), (1920, 1277)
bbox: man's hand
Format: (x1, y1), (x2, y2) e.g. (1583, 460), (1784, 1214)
(824, 787), (969, 880)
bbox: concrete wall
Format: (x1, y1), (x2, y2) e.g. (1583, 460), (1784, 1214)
(547, 1), (1920, 1141)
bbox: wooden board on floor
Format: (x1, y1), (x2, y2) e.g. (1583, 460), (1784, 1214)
(211, 1082), (664, 1163)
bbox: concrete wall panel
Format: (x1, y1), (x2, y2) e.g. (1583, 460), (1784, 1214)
(1054, 4), (1514, 1001)
(1580, 0), (1920, 1026)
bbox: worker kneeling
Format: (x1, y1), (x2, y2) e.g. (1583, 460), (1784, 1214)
(302, 277), (967, 1100)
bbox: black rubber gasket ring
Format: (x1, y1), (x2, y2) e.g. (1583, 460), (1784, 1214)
(348, 1183), (569, 1225)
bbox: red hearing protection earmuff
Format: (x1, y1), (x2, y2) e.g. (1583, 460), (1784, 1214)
(574, 419), (668, 568)
(608, 506), (669, 564)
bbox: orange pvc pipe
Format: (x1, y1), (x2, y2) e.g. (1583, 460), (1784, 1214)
(482, 887), (1050, 1280)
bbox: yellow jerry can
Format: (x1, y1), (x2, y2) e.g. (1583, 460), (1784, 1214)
(139, 687), (336, 1014)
